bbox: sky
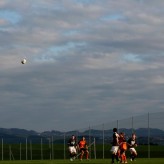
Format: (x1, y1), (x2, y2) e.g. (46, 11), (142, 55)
(0, 0), (164, 132)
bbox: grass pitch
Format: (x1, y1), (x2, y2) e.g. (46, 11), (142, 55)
(0, 159), (164, 164)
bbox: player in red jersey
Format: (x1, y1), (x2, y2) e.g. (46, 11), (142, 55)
(78, 136), (89, 160)
(119, 132), (128, 163)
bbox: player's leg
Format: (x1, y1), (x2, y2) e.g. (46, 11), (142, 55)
(132, 149), (137, 161)
(111, 146), (115, 163)
(111, 146), (119, 164)
(72, 147), (77, 160)
(85, 149), (89, 160)
(129, 148), (137, 161)
(80, 149), (84, 160)
(115, 148), (120, 162)
(120, 151), (124, 163)
(69, 147), (74, 161)
(123, 151), (127, 163)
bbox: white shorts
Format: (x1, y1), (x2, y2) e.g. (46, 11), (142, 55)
(129, 148), (137, 154)
(110, 146), (119, 154)
(69, 146), (77, 154)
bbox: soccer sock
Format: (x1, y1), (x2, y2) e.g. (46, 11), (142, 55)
(117, 150), (120, 157)
(120, 154), (123, 162)
(80, 154), (83, 160)
(132, 154), (137, 160)
(80, 152), (84, 160)
(86, 152), (89, 159)
(112, 154), (115, 162)
(72, 153), (76, 158)
(116, 154), (119, 161)
(124, 154), (127, 161)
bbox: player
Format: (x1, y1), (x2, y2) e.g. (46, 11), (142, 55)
(67, 135), (77, 161)
(78, 136), (89, 161)
(119, 132), (128, 163)
(128, 133), (138, 161)
(111, 128), (120, 164)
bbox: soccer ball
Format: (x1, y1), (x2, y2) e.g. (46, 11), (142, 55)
(21, 59), (26, 64)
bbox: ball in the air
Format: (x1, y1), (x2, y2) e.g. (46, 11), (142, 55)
(21, 59), (26, 64)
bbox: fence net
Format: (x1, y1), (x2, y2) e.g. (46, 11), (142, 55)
(0, 112), (164, 160)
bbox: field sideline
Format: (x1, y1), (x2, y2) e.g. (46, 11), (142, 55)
(0, 159), (164, 164)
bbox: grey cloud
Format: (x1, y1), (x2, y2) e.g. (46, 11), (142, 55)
(0, 0), (164, 131)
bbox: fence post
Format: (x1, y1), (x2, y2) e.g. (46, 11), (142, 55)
(117, 120), (119, 132)
(30, 140), (32, 160)
(148, 112), (150, 159)
(131, 116), (134, 133)
(102, 124), (104, 159)
(2, 138), (3, 161)
(49, 138), (51, 160)
(64, 133), (66, 160)
(76, 130), (79, 144)
(41, 138), (43, 160)
(20, 143), (21, 160)
(94, 138), (96, 159)
(9, 145), (11, 160)
(89, 126), (91, 159)
(26, 138), (28, 160)
(52, 136), (54, 160)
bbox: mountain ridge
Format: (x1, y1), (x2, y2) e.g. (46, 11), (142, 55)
(0, 127), (164, 137)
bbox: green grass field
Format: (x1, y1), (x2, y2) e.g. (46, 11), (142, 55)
(0, 159), (164, 164)
(0, 144), (163, 163)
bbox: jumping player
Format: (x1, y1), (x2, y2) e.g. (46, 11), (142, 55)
(119, 132), (128, 163)
(67, 135), (77, 161)
(111, 128), (120, 164)
(78, 136), (89, 161)
(128, 133), (138, 161)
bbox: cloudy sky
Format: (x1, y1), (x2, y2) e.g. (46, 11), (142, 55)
(0, 0), (164, 132)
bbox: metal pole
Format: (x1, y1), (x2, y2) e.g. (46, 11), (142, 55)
(89, 126), (91, 159)
(26, 138), (28, 161)
(52, 136), (54, 160)
(20, 143), (21, 160)
(94, 138), (96, 159)
(41, 138), (43, 160)
(132, 116), (134, 133)
(30, 140), (32, 160)
(49, 138), (51, 160)
(102, 124), (104, 159)
(117, 120), (119, 132)
(2, 138), (3, 161)
(76, 130), (79, 146)
(9, 145), (11, 160)
(64, 133), (66, 160)
(148, 113), (150, 159)
(76, 130), (79, 157)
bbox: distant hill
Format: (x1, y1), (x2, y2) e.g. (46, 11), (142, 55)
(0, 128), (38, 137)
(0, 127), (164, 144)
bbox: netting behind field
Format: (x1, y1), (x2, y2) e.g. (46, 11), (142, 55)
(0, 112), (164, 160)
(65, 112), (164, 159)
